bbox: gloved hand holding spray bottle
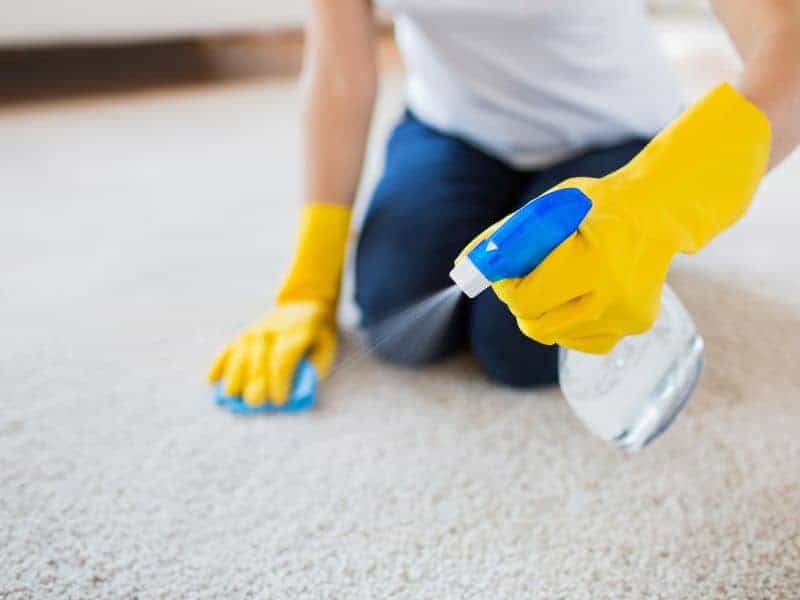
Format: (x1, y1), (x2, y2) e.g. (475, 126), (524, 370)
(451, 83), (771, 450)
(450, 188), (702, 450)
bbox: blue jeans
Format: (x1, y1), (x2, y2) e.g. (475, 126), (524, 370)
(354, 111), (647, 387)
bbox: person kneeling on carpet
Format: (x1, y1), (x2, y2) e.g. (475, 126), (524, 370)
(209, 0), (800, 408)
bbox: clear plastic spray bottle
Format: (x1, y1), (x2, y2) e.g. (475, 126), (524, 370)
(450, 188), (704, 451)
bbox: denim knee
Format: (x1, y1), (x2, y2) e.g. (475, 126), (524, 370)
(354, 187), (470, 366)
(353, 110), (525, 369)
(468, 290), (559, 387)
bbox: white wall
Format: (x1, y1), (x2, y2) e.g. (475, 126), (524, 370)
(1, 0), (308, 47)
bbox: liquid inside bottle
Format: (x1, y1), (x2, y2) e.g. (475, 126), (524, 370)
(558, 285), (704, 451)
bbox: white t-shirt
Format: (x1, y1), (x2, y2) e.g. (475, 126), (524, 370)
(377, 0), (683, 168)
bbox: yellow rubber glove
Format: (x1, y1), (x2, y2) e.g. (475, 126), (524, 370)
(463, 83), (771, 354)
(208, 202), (351, 405)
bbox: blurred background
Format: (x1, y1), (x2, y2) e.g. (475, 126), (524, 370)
(0, 1), (726, 107)
(2, 1), (799, 599)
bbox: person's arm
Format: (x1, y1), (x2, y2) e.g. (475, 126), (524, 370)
(207, 1), (377, 407)
(713, 0), (800, 166)
(458, 6), (797, 354)
(303, 0), (378, 205)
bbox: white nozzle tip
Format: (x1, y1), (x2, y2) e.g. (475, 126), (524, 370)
(450, 258), (490, 298)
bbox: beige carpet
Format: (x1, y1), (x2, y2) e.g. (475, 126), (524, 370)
(2, 21), (800, 600)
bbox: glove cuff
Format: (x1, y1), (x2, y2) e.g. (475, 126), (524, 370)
(276, 202), (352, 310)
(612, 82), (772, 253)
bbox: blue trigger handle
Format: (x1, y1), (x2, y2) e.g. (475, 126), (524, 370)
(468, 187), (592, 282)
(213, 359), (317, 415)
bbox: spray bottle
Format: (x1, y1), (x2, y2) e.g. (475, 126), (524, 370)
(450, 188), (704, 451)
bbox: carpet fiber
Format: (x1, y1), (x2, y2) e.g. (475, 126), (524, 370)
(2, 26), (800, 600)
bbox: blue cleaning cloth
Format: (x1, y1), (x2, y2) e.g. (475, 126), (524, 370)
(213, 359), (317, 414)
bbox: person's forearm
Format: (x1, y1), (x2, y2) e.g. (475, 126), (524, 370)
(738, 29), (800, 166)
(714, 0), (800, 167)
(302, 2), (377, 207)
(302, 61), (376, 207)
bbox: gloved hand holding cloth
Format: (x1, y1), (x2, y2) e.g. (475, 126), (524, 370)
(208, 202), (351, 406)
(462, 83), (772, 354)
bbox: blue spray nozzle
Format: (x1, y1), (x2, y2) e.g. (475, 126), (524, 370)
(450, 188), (592, 296)
(213, 358), (317, 415)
